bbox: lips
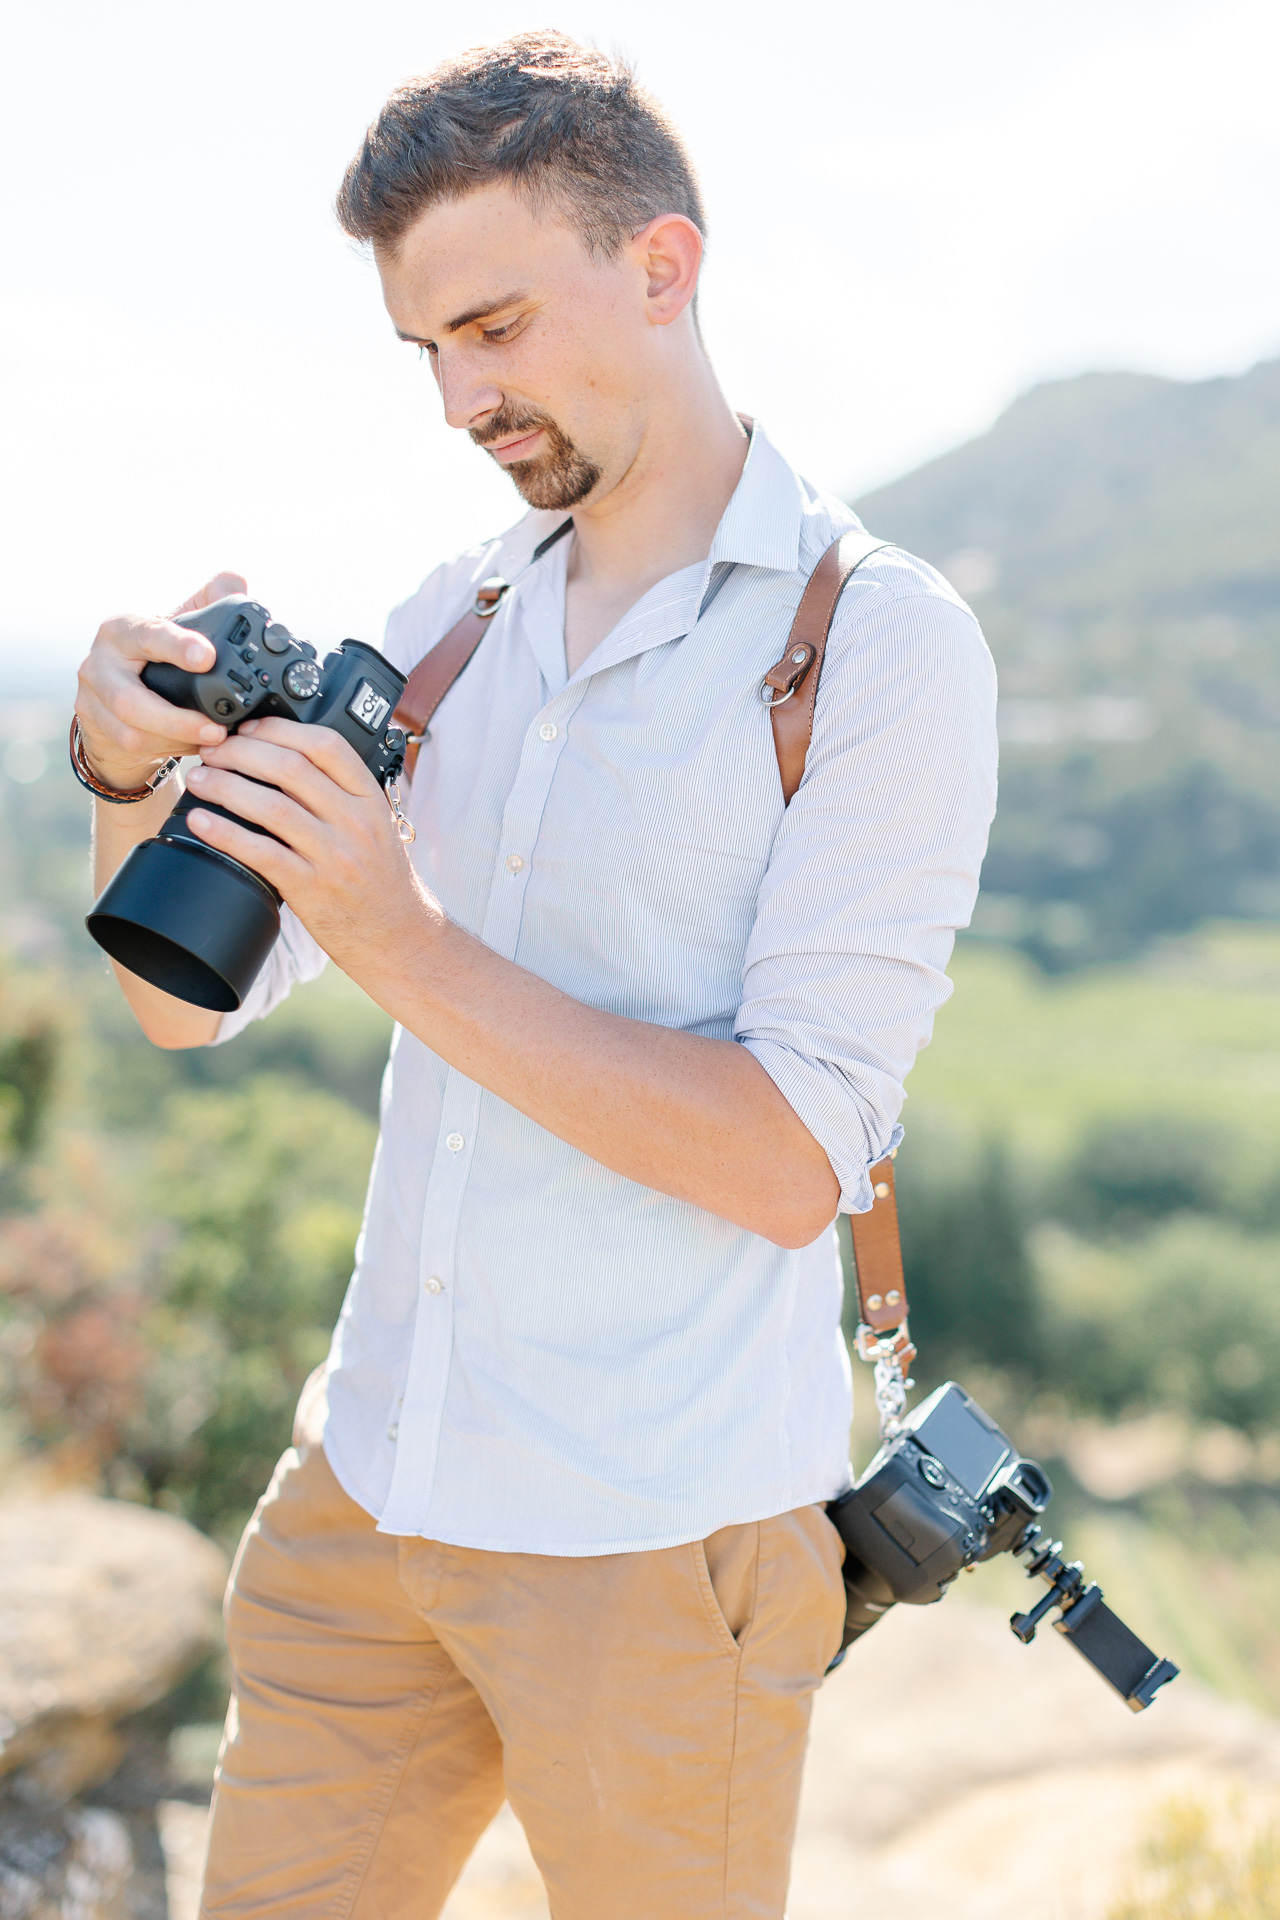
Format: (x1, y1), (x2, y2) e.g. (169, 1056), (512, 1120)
(489, 428), (544, 463)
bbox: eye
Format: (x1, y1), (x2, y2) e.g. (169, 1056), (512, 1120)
(417, 342), (438, 360)
(482, 316), (526, 345)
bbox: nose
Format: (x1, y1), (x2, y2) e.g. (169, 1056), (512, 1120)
(434, 347), (503, 433)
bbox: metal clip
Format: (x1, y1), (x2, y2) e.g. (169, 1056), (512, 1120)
(759, 643), (815, 708)
(473, 576), (509, 619)
(386, 777), (416, 844)
(854, 1321), (916, 1439)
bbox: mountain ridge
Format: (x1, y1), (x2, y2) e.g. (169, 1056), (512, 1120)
(855, 357), (1280, 621)
(851, 354), (1280, 968)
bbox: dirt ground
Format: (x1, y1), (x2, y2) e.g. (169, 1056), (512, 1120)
(160, 1600), (1280, 1919)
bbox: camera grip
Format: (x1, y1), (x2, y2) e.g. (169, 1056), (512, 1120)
(142, 659), (203, 710)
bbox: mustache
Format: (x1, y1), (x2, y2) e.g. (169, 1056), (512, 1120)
(469, 404), (555, 451)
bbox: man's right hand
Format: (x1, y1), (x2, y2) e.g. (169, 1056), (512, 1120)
(75, 571), (248, 791)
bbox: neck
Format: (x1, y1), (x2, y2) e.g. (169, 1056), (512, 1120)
(564, 352), (748, 630)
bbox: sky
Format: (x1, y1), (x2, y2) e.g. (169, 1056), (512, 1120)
(4, 0), (1280, 688)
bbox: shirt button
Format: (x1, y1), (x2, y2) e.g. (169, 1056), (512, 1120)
(539, 721), (558, 741)
(387, 1423), (399, 1442)
(446, 1131), (465, 1152)
(424, 1276), (443, 1294)
(505, 853), (524, 873)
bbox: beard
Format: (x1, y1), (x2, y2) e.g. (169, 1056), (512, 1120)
(471, 403), (602, 511)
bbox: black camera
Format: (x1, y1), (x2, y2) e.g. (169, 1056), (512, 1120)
(828, 1381), (1179, 1712)
(85, 596), (407, 1012)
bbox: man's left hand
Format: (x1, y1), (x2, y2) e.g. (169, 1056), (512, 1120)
(185, 718), (425, 974)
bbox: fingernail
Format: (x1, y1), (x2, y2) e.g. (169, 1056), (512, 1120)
(240, 719), (259, 734)
(187, 809), (211, 828)
(187, 765), (207, 783)
(199, 725), (223, 743)
(186, 644), (209, 667)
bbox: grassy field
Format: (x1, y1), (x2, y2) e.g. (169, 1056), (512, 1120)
(907, 923), (1280, 1166)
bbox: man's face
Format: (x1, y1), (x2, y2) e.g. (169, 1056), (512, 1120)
(378, 184), (656, 512)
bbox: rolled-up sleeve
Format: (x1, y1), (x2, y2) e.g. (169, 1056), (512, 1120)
(735, 578), (997, 1214)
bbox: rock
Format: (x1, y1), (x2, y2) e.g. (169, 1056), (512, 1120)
(0, 1802), (133, 1919)
(155, 1805), (208, 1920)
(0, 1495), (226, 1916)
(0, 1496), (227, 1803)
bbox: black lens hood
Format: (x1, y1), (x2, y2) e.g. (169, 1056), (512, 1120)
(86, 836), (282, 1012)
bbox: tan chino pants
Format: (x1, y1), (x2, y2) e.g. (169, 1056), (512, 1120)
(201, 1372), (847, 1919)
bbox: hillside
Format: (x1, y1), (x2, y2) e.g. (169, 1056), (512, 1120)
(856, 359), (1280, 622)
(856, 358), (1280, 968)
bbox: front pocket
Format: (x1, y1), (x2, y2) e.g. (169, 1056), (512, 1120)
(692, 1522), (761, 1654)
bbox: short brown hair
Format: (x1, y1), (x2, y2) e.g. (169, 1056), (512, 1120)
(336, 30), (706, 260)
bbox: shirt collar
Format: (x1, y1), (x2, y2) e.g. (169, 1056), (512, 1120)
(707, 419), (808, 575)
(509, 418), (813, 689)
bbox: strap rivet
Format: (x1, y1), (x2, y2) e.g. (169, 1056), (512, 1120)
(866, 1293), (884, 1311)
(886, 1290), (901, 1307)
(873, 1181), (890, 1198)
(791, 649), (807, 665)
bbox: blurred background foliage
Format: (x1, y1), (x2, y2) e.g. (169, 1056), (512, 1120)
(1, 355), (1279, 1719)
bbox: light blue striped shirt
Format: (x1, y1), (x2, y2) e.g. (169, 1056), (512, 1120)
(216, 422), (997, 1552)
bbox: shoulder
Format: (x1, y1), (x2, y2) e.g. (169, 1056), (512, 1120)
(380, 506), (568, 676)
(809, 516), (994, 698)
(786, 464), (986, 651)
(779, 481), (997, 742)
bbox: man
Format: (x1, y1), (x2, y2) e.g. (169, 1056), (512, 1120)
(76, 30), (996, 1918)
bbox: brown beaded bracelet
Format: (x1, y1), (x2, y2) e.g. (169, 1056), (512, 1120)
(68, 717), (180, 805)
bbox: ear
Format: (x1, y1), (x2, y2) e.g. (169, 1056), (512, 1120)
(633, 214), (703, 327)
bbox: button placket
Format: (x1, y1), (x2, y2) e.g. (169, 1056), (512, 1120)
(383, 682), (582, 1535)
(379, 1078), (483, 1532)
(480, 684), (587, 960)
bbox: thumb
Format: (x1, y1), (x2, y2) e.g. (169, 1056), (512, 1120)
(170, 570), (248, 617)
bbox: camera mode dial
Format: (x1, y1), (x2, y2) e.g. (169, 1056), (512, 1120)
(282, 659), (322, 701)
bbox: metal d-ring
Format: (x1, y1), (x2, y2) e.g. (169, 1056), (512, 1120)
(473, 576), (510, 618)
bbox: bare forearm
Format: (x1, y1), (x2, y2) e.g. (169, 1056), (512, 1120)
(77, 571), (250, 1051)
(175, 720), (841, 1244)
(357, 898), (840, 1248)
(91, 787), (221, 1049)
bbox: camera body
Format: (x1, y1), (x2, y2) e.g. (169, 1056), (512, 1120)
(144, 595), (407, 788)
(828, 1381), (1179, 1712)
(829, 1382), (1051, 1636)
(85, 597), (408, 1013)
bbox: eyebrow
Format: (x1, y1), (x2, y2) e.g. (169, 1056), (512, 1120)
(395, 289), (532, 342)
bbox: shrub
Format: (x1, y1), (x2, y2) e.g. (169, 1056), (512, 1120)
(870, 1134), (1041, 1376)
(1034, 1216), (1280, 1433)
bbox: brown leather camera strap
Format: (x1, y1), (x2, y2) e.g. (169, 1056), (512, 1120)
(760, 532), (910, 1339)
(396, 521), (910, 1337)
(761, 528), (890, 803)
(394, 520), (573, 778)
(848, 1154), (908, 1335)
(394, 575), (510, 780)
